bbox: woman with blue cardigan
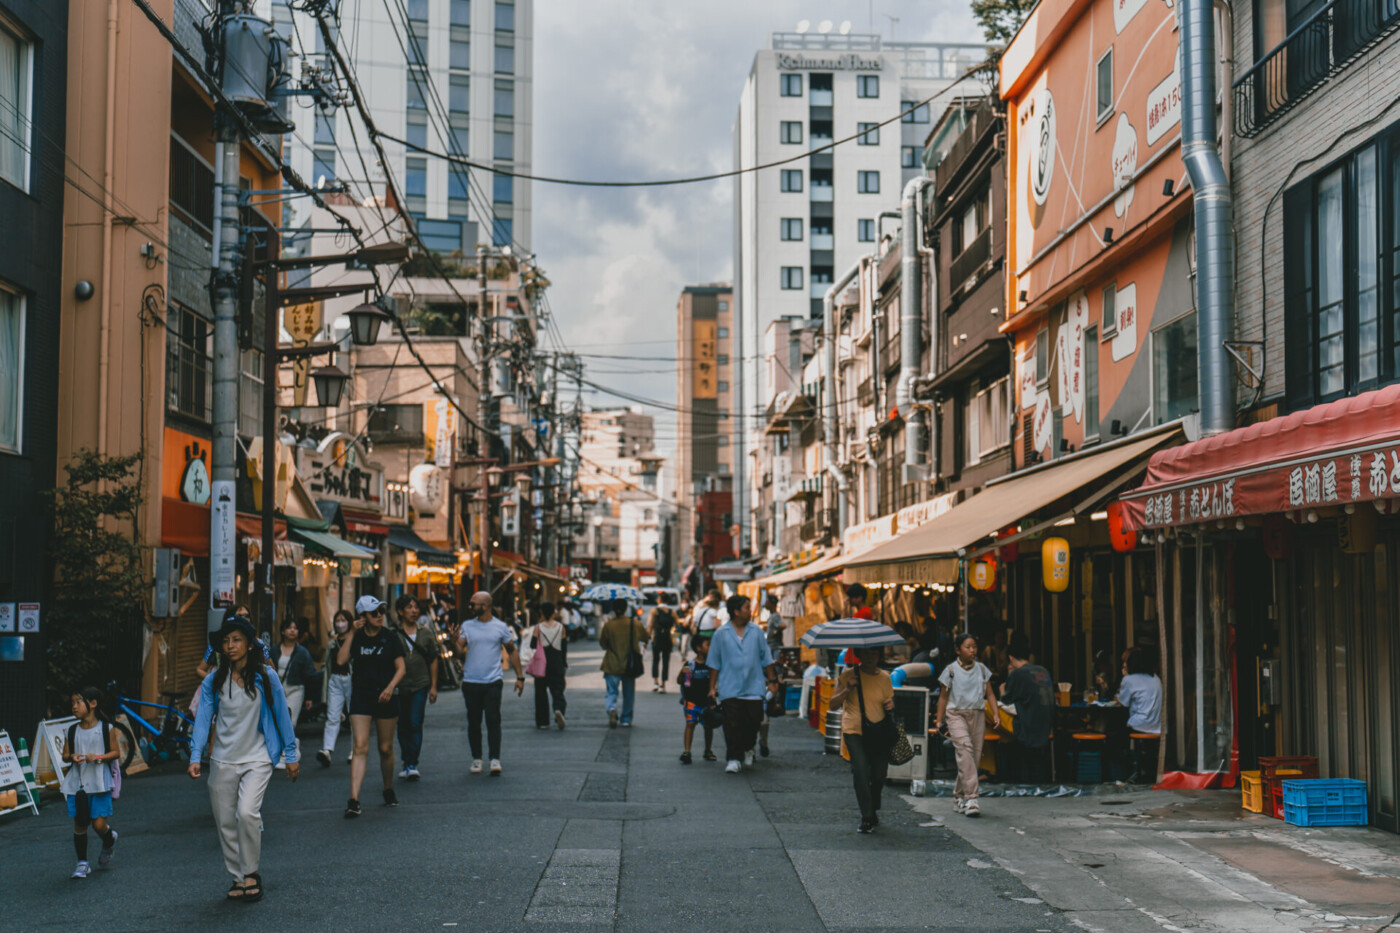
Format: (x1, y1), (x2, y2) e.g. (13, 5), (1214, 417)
(189, 615), (300, 903)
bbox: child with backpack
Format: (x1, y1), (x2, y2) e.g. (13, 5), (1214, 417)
(60, 687), (121, 879)
(676, 632), (718, 764)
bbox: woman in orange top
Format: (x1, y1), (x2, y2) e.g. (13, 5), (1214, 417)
(829, 647), (895, 833)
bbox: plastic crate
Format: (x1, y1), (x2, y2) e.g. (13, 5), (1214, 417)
(1260, 755), (1319, 785)
(1282, 779), (1368, 827)
(1240, 771), (1263, 813)
(1075, 750), (1102, 783)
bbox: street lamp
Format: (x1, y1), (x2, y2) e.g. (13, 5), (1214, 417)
(310, 364), (349, 407)
(346, 299), (392, 346)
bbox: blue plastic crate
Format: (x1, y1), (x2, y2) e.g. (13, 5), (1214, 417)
(784, 685), (801, 712)
(1074, 750), (1102, 783)
(1282, 779), (1368, 827)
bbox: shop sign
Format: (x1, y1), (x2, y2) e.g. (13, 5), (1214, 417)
(896, 492), (958, 532)
(1065, 291), (1088, 423)
(1146, 63), (1181, 146)
(1114, 0), (1150, 33)
(1110, 283), (1138, 362)
(17, 603), (39, 633)
(774, 53), (882, 72)
(843, 513), (897, 555)
(284, 301), (323, 407)
(306, 433), (383, 509)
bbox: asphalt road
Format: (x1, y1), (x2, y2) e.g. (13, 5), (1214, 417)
(0, 647), (1066, 932)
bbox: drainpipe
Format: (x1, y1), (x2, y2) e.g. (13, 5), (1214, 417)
(899, 176), (936, 481)
(1181, 0), (1234, 436)
(823, 262), (862, 537)
(98, 0), (120, 456)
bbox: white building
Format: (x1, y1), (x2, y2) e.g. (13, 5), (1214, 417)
(271, 0), (533, 253)
(731, 30), (986, 554)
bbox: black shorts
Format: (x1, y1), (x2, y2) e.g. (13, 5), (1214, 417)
(349, 685), (399, 719)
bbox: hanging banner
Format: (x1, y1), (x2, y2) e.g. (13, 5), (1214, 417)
(210, 480), (237, 607)
(425, 397), (458, 468)
(284, 302), (323, 407)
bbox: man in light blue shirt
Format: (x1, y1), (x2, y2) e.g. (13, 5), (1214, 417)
(707, 594), (778, 773)
(455, 592), (523, 776)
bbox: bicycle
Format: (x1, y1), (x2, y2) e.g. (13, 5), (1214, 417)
(106, 681), (195, 769)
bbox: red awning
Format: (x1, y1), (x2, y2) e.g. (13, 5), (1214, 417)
(234, 514), (287, 539)
(1121, 385), (1400, 530)
(341, 508), (389, 537)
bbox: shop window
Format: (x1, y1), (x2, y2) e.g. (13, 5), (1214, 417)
(1153, 311), (1198, 424)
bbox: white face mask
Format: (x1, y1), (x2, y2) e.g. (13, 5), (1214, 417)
(334, 622), (349, 634)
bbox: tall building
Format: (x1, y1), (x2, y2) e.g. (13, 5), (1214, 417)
(674, 284), (734, 564)
(732, 31), (987, 553)
(275, 0), (533, 252)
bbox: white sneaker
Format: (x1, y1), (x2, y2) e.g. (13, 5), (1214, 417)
(555, 710), (566, 730)
(71, 861), (91, 879)
(743, 750), (756, 768)
(470, 759), (483, 774)
(725, 760), (742, 774)
(489, 759), (502, 775)
(397, 767), (411, 779)
(954, 798), (967, 814)
(965, 799), (981, 817)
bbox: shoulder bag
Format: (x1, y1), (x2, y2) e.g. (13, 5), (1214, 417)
(854, 672), (914, 766)
(624, 619), (646, 679)
(525, 626), (549, 677)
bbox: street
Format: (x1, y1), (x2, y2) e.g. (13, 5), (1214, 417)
(0, 647), (1064, 933)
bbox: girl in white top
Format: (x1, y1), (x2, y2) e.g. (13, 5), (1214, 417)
(60, 687), (121, 878)
(933, 634), (1001, 816)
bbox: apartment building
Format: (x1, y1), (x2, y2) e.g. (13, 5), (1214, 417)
(674, 284), (734, 565)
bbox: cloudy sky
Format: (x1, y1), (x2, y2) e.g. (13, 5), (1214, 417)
(532, 0), (980, 449)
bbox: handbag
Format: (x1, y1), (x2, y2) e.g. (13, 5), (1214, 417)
(854, 671), (913, 765)
(701, 704), (725, 730)
(624, 618), (646, 679)
(525, 627), (548, 677)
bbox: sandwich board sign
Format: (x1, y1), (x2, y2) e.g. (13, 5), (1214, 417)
(0, 730), (39, 817)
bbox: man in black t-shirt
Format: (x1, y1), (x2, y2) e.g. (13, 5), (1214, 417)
(335, 596), (406, 817)
(1001, 633), (1054, 784)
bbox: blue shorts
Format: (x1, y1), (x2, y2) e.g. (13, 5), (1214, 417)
(66, 792), (114, 820)
(683, 701), (712, 725)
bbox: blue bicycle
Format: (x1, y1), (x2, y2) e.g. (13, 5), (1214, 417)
(106, 681), (195, 768)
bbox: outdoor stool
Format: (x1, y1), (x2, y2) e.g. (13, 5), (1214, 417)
(1071, 732), (1107, 783)
(1128, 732), (1160, 783)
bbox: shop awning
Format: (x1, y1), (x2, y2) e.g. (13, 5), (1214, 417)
(1121, 385), (1400, 530)
(235, 514), (286, 539)
(387, 525), (456, 567)
(845, 430), (1177, 584)
(342, 508), (390, 537)
(291, 527), (377, 559)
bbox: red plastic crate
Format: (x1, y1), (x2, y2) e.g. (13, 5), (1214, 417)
(1270, 784), (1284, 819)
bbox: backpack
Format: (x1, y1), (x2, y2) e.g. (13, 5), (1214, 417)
(68, 721), (121, 800)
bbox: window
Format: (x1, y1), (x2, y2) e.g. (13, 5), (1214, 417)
(493, 174), (513, 203)
(975, 379), (1010, 460)
(491, 216), (513, 247)
(1153, 311), (1198, 423)
(718, 300), (729, 311)
(314, 111), (336, 145)
(494, 130), (514, 160)
(780, 121), (803, 145)
(407, 0), (428, 20)
(901, 100), (930, 123)
(717, 354), (729, 365)
(717, 435), (729, 446)
(448, 170), (469, 201)
(858, 218), (875, 242)
(449, 74), (470, 114)
(407, 70), (428, 111)
(857, 171), (880, 194)
(494, 79), (514, 117)
(718, 381), (729, 393)
(450, 0), (471, 26)
(780, 74), (802, 97)
(238, 348), (264, 438)
(781, 267), (804, 289)
(312, 149), (336, 186)
(1035, 328), (1050, 384)
(368, 404), (426, 443)
(0, 286), (22, 450)
(405, 157), (427, 197)
(1084, 326), (1100, 437)
(450, 38), (470, 70)
(496, 1), (515, 31)
(170, 137), (215, 231)
(166, 303), (212, 422)
(0, 17), (31, 190)
(717, 327), (729, 338)
(780, 169), (803, 192)
(857, 75), (879, 98)
(952, 191), (988, 254)
(1101, 283), (1117, 335)
(902, 146), (918, 168)
(780, 218), (803, 241)
(1096, 48), (1114, 123)
(857, 122), (879, 145)
(495, 43), (514, 74)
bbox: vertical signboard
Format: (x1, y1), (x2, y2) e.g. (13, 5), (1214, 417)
(693, 320), (717, 399)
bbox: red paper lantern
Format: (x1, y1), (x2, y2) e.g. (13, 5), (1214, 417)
(996, 526), (1020, 563)
(1106, 501), (1137, 552)
(1262, 514), (1292, 560)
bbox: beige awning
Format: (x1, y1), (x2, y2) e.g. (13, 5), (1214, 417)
(843, 430), (1178, 585)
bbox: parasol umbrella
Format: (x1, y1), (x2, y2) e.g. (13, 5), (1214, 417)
(579, 583), (644, 603)
(799, 617), (907, 649)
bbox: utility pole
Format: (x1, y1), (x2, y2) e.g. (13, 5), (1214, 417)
(477, 245), (493, 595)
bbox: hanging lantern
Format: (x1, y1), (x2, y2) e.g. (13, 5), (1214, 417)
(997, 526), (1020, 563)
(1042, 536), (1070, 592)
(346, 300), (392, 346)
(310, 364), (349, 407)
(1261, 514), (1292, 560)
(969, 556), (997, 591)
(1106, 501), (1138, 552)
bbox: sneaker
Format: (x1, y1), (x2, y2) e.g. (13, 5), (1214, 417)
(383, 788), (398, 807)
(871, 813), (880, 827)
(703, 750), (717, 762)
(680, 751), (693, 764)
(316, 750), (331, 768)
(406, 766), (421, 781)
(71, 861), (91, 879)
(954, 798), (967, 814)
(469, 759), (483, 775)
(857, 819), (874, 834)
(398, 767), (412, 779)
(344, 798), (361, 818)
(97, 830), (117, 868)
(621, 722), (632, 728)
(608, 709), (619, 729)
(725, 760), (742, 774)
(743, 750), (755, 768)
(554, 710), (566, 730)
(536, 724), (550, 730)
(964, 799), (980, 817)
(489, 759), (502, 776)
(759, 742), (770, 758)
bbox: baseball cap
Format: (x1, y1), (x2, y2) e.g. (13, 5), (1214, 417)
(355, 595), (387, 615)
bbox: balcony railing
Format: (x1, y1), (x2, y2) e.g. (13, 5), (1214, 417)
(857, 376), (875, 408)
(810, 184), (834, 202)
(949, 227), (992, 292)
(1233, 0), (1400, 137)
(811, 232), (834, 250)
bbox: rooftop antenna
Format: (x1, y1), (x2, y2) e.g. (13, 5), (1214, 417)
(795, 19), (810, 33)
(818, 19), (833, 33)
(839, 20), (852, 34)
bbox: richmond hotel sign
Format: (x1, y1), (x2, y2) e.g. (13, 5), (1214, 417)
(775, 53), (883, 71)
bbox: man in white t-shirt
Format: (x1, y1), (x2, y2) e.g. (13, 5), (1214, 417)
(455, 592), (523, 776)
(691, 590), (721, 635)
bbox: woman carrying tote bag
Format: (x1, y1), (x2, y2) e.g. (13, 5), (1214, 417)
(828, 647), (895, 834)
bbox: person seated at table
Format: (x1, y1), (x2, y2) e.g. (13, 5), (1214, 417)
(1001, 634), (1053, 784)
(1116, 648), (1162, 735)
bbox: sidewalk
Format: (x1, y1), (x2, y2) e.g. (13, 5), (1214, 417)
(904, 786), (1400, 933)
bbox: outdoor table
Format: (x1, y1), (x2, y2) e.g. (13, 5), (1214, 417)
(1052, 704), (1130, 782)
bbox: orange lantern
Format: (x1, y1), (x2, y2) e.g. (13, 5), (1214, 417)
(1106, 501), (1137, 552)
(1042, 537), (1070, 592)
(969, 557), (997, 591)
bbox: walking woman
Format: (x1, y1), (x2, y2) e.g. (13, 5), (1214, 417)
(828, 647), (895, 833)
(318, 610), (355, 767)
(649, 602), (677, 692)
(933, 633), (1001, 817)
(189, 614), (300, 902)
(272, 618), (316, 768)
(529, 601), (568, 729)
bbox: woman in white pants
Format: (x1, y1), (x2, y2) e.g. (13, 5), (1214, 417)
(189, 615), (299, 902)
(318, 610), (355, 767)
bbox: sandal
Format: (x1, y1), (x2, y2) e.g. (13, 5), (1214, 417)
(227, 879), (246, 900)
(241, 873), (263, 903)
(703, 750), (717, 761)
